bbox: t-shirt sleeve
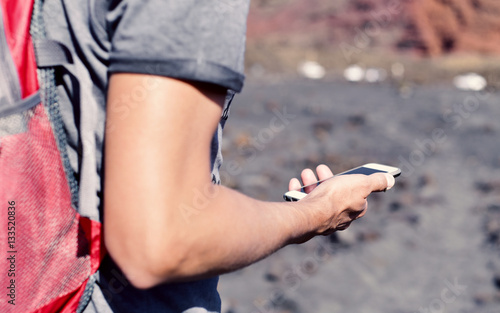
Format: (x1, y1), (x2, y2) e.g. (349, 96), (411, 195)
(107, 0), (250, 92)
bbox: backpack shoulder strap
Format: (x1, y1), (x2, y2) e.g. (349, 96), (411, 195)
(33, 38), (73, 68)
(30, 0), (79, 207)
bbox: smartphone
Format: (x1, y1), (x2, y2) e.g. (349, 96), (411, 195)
(283, 163), (401, 202)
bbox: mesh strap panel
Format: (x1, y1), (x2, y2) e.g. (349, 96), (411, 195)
(0, 103), (91, 312)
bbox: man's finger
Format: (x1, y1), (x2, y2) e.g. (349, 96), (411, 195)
(301, 168), (318, 193)
(288, 178), (301, 191)
(316, 164), (334, 181)
(369, 173), (395, 192)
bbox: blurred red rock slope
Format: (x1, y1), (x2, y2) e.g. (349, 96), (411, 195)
(247, 0), (500, 56)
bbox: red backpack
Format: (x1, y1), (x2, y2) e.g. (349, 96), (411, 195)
(0, 0), (103, 311)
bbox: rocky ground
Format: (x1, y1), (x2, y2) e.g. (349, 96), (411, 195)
(216, 76), (500, 313)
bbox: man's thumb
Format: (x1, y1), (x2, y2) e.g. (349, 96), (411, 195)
(371, 173), (395, 192)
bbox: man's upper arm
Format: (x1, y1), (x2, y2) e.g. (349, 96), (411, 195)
(103, 74), (226, 285)
(102, 0), (249, 286)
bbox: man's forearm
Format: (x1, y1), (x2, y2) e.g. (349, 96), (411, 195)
(106, 181), (314, 288)
(162, 185), (312, 280)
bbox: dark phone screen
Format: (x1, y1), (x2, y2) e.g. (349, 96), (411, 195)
(298, 167), (386, 192)
(339, 167), (385, 176)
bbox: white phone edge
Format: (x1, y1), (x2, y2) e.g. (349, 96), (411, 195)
(283, 190), (308, 202)
(283, 163), (401, 202)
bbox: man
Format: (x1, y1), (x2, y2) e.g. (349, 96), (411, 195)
(42, 0), (394, 311)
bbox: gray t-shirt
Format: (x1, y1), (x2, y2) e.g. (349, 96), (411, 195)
(42, 0), (250, 312)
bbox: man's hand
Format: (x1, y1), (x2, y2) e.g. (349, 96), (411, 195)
(288, 164), (394, 233)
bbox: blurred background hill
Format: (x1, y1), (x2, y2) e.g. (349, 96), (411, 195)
(245, 0), (500, 84)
